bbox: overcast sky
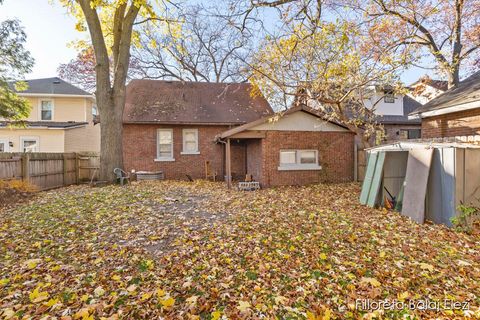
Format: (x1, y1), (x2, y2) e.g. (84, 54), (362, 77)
(0, 0), (432, 85)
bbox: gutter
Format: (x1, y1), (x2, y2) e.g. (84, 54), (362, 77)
(17, 93), (95, 100)
(409, 99), (480, 119)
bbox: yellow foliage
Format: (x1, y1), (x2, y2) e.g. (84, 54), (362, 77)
(0, 179), (36, 193)
(29, 287), (50, 303)
(160, 296), (175, 308)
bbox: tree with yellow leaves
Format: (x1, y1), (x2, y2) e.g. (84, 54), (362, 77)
(57, 0), (166, 181)
(248, 19), (409, 146)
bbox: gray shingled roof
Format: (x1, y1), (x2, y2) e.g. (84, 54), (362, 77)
(410, 71), (480, 116)
(0, 121), (88, 128)
(376, 95), (422, 124)
(9, 77), (92, 96)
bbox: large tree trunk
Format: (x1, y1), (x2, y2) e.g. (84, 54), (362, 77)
(76, 0), (139, 183)
(97, 89), (125, 182)
(447, 65), (461, 89)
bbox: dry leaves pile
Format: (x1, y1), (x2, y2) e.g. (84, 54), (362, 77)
(0, 181), (479, 319)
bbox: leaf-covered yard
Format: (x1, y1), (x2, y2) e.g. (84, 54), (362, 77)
(0, 181), (479, 319)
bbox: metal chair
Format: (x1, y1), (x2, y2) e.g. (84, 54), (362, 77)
(113, 168), (130, 186)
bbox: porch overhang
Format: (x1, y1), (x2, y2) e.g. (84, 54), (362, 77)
(221, 130), (266, 139)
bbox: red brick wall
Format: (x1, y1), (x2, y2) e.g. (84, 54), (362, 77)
(123, 124), (241, 180)
(261, 131), (355, 187)
(422, 108), (480, 138)
(123, 124), (355, 186)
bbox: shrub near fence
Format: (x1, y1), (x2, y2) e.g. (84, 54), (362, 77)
(0, 153), (99, 191)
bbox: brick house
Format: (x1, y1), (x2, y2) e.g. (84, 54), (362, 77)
(123, 80), (355, 187)
(409, 71), (480, 138)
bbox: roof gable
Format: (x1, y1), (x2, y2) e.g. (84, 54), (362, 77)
(218, 105), (352, 139)
(376, 96), (422, 124)
(250, 110), (350, 132)
(123, 80), (274, 125)
(410, 78), (448, 92)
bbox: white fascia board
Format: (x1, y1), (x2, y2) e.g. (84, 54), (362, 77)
(418, 100), (480, 118)
(51, 125), (87, 130)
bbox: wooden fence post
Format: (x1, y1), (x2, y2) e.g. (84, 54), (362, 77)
(21, 153), (30, 182)
(63, 153), (68, 186)
(75, 153), (80, 184)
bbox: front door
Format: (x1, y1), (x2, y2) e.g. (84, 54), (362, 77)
(0, 139), (9, 152)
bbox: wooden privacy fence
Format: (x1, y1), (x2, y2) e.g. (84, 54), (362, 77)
(356, 148), (367, 182)
(0, 152), (99, 190)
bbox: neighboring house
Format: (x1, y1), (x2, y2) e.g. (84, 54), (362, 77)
(0, 77), (100, 153)
(123, 80), (355, 187)
(364, 86), (423, 142)
(409, 71), (480, 138)
(408, 77), (448, 104)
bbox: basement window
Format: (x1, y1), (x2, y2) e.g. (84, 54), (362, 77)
(278, 149), (322, 171)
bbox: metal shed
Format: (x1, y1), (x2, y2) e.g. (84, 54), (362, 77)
(360, 141), (480, 226)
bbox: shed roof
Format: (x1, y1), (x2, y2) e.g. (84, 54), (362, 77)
(123, 80), (274, 125)
(367, 139), (480, 152)
(410, 71), (480, 117)
(9, 77), (92, 96)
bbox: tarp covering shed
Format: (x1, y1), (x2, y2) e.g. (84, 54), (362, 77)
(360, 141), (480, 226)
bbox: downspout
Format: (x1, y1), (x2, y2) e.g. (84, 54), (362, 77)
(354, 142), (358, 182)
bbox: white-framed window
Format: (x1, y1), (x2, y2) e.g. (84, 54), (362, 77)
(21, 137), (39, 153)
(39, 100), (54, 120)
(279, 150), (296, 165)
(181, 129), (199, 154)
(155, 129), (174, 161)
(0, 138), (9, 152)
(92, 105), (98, 117)
(278, 149), (322, 171)
(383, 90), (395, 103)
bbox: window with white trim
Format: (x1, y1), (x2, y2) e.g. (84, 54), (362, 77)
(21, 137), (39, 152)
(278, 149), (321, 171)
(383, 89), (395, 103)
(40, 100), (53, 120)
(182, 129), (199, 154)
(156, 129), (174, 160)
